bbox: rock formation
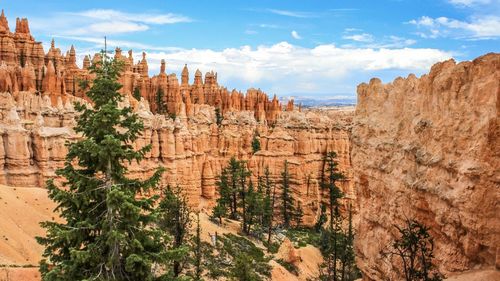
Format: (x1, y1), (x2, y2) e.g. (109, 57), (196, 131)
(0, 11), (353, 225)
(0, 11), (293, 124)
(352, 53), (499, 279)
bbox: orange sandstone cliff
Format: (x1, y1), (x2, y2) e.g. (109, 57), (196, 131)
(0, 11), (354, 225)
(352, 53), (499, 279)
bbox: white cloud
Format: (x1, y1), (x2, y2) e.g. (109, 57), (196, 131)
(448, 0), (491, 6)
(410, 15), (500, 39)
(245, 30), (258, 35)
(343, 33), (374, 42)
(267, 9), (317, 18)
(72, 9), (192, 24)
(133, 42), (451, 95)
(291, 30), (302, 39)
(30, 9), (191, 36)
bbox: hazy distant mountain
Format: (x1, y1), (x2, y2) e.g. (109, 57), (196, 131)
(280, 96), (357, 108)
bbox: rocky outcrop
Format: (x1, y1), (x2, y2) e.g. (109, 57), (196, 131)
(352, 53), (499, 279)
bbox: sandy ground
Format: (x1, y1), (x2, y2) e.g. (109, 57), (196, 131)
(0, 185), (56, 266)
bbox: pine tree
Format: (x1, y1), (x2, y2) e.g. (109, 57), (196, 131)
(294, 201), (304, 228)
(322, 151), (344, 280)
(243, 180), (262, 234)
(386, 219), (443, 281)
(239, 162), (251, 233)
(191, 213), (203, 281)
(261, 167), (273, 228)
(158, 185), (192, 277)
(156, 88), (166, 114)
(215, 107), (223, 126)
(37, 50), (176, 281)
(281, 160), (296, 228)
(264, 167), (277, 253)
(315, 203), (328, 232)
(133, 86), (141, 101)
(212, 168), (231, 224)
(251, 131), (261, 154)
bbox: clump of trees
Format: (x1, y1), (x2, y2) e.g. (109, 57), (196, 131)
(386, 219), (443, 281)
(212, 157), (303, 237)
(315, 151), (360, 281)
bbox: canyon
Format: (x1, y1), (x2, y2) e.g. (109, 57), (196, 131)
(0, 10), (498, 281)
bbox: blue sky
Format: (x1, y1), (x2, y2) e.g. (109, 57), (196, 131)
(2, 0), (499, 100)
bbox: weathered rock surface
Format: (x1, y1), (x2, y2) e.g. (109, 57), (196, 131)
(0, 11), (354, 225)
(352, 53), (499, 279)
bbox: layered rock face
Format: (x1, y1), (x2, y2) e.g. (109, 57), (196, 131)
(352, 53), (499, 279)
(0, 11), (354, 224)
(0, 10), (292, 124)
(0, 90), (353, 224)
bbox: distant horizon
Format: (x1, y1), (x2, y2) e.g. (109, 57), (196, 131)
(1, 0), (498, 100)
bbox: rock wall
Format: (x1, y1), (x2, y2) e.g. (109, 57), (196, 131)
(352, 53), (499, 279)
(0, 89), (354, 225)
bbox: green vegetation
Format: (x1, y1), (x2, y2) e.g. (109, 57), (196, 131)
(37, 51), (182, 281)
(386, 219), (443, 281)
(133, 86), (141, 101)
(314, 152), (360, 281)
(156, 88), (166, 114)
(157, 185), (192, 278)
(251, 131), (261, 154)
(276, 259), (299, 276)
(204, 233), (271, 281)
(215, 107), (223, 126)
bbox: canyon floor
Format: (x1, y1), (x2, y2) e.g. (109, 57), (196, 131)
(0, 185), (325, 281)
(1, 185), (498, 281)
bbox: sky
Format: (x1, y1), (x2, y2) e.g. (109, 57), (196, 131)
(2, 0), (499, 100)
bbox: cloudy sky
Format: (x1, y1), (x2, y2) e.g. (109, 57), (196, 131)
(2, 0), (499, 100)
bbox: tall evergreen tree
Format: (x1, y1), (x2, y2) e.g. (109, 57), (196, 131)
(212, 168), (231, 224)
(261, 167), (273, 228)
(156, 88), (166, 114)
(133, 86), (141, 101)
(191, 213), (203, 281)
(251, 131), (261, 154)
(281, 160), (296, 228)
(315, 203), (328, 232)
(238, 163), (251, 232)
(158, 185), (192, 278)
(37, 51), (177, 281)
(215, 107), (223, 126)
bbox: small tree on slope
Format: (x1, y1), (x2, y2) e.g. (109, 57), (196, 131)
(37, 51), (179, 281)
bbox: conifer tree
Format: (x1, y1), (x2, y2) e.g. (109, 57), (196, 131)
(212, 168), (231, 224)
(243, 180), (262, 234)
(386, 219), (443, 281)
(239, 162), (251, 232)
(133, 86), (141, 101)
(191, 213), (203, 281)
(294, 201), (304, 228)
(251, 131), (261, 154)
(215, 107), (223, 126)
(315, 203), (328, 232)
(156, 88), (166, 114)
(37, 51), (177, 281)
(158, 185), (192, 277)
(281, 160), (296, 228)
(262, 167), (273, 228)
